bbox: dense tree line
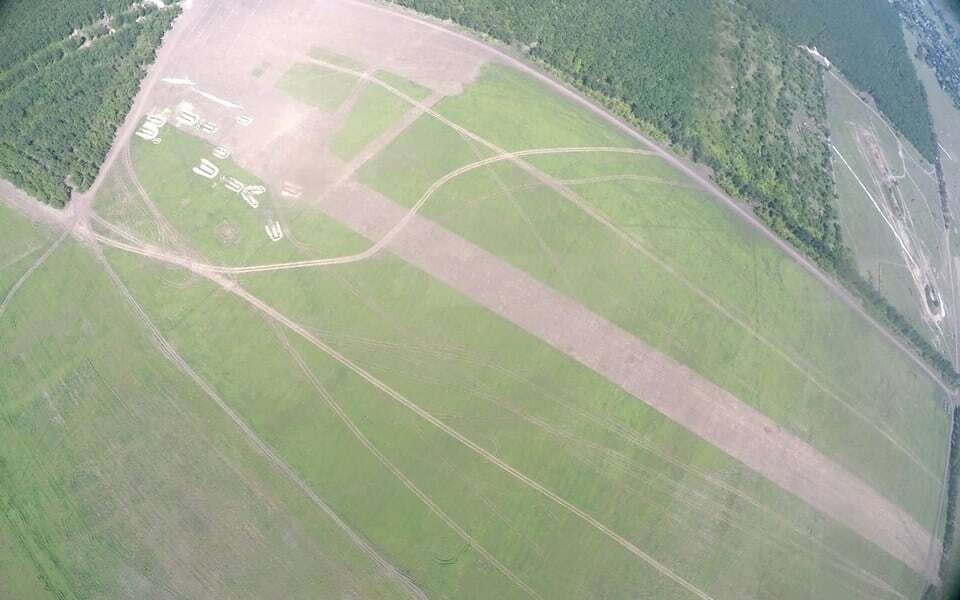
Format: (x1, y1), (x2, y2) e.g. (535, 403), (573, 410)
(940, 408), (960, 586)
(0, 1), (179, 206)
(394, 0), (840, 259)
(393, 0), (960, 385)
(737, 0), (939, 162)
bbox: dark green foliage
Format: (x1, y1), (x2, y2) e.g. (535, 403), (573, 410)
(940, 409), (960, 585)
(0, 1), (179, 206)
(394, 0), (840, 268)
(738, 0), (938, 162)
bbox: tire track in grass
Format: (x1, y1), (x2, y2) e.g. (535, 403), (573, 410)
(274, 326), (542, 599)
(219, 278), (715, 600)
(92, 246), (429, 600)
(230, 49), (940, 481)
(90, 227), (939, 582)
(384, 348), (908, 598)
(0, 228), (69, 322)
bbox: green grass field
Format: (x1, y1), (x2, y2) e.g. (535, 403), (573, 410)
(331, 71), (432, 161)
(125, 126), (367, 267)
(102, 244), (931, 599)
(0, 232), (408, 599)
(2, 24), (955, 600)
(0, 204), (52, 294)
(357, 64), (950, 530)
(276, 62), (360, 112)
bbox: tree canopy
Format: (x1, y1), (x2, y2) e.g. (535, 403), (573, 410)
(0, 1), (179, 206)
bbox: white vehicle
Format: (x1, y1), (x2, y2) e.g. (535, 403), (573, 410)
(241, 185), (265, 208)
(265, 221), (284, 242)
(191, 158), (219, 179)
(176, 109), (200, 127)
(281, 182), (303, 198)
(213, 146), (230, 160)
(223, 176), (244, 193)
(145, 114), (167, 127)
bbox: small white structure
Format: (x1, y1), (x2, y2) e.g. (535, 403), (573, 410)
(213, 146), (230, 160)
(265, 221), (284, 241)
(145, 114), (167, 127)
(135, 125), (159, 141)
(135, 114), (166, 141)
(223, 176), (244, 193)
(241, 185), (265, 208)
(281, 182), (303, 199)
(151, 138), (162, 145)
(200, 121), (218, 134)
(191, 158), (219, 179)
(236, 115), (253, 127)
(176, 108), (200, 127)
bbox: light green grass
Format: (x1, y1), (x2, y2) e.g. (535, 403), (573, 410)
(358, 113), (493, 205)
(91, 164), (162, 245)
(358, 64), (951, 530)
(276, 62), (359, 112)
(525, 150), (689, 184)
(106, 244), (929, 599)
(0, 203), (50, 293)
(331, 71), (432, 161)
(126, 127), (366, 266)
(435, 64), (634, 151)
(0, 239), (406, 599)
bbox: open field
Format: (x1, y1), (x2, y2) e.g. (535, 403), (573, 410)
(358, 64), (950, 529)
(104, 245), (932, 599)
(276, 62), (360, 112)
(824, 70), (954, 352)
(1, 0), (956, 597)
(0, 228), (411, 599)
(331, 71), (432, 161)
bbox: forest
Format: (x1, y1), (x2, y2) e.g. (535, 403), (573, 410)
(738, 0), (939, 162)
(0, 1), (179, 207)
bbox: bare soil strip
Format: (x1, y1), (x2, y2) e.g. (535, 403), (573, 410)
(338, 0), (956, 396)
(308, 184), (941, 581)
